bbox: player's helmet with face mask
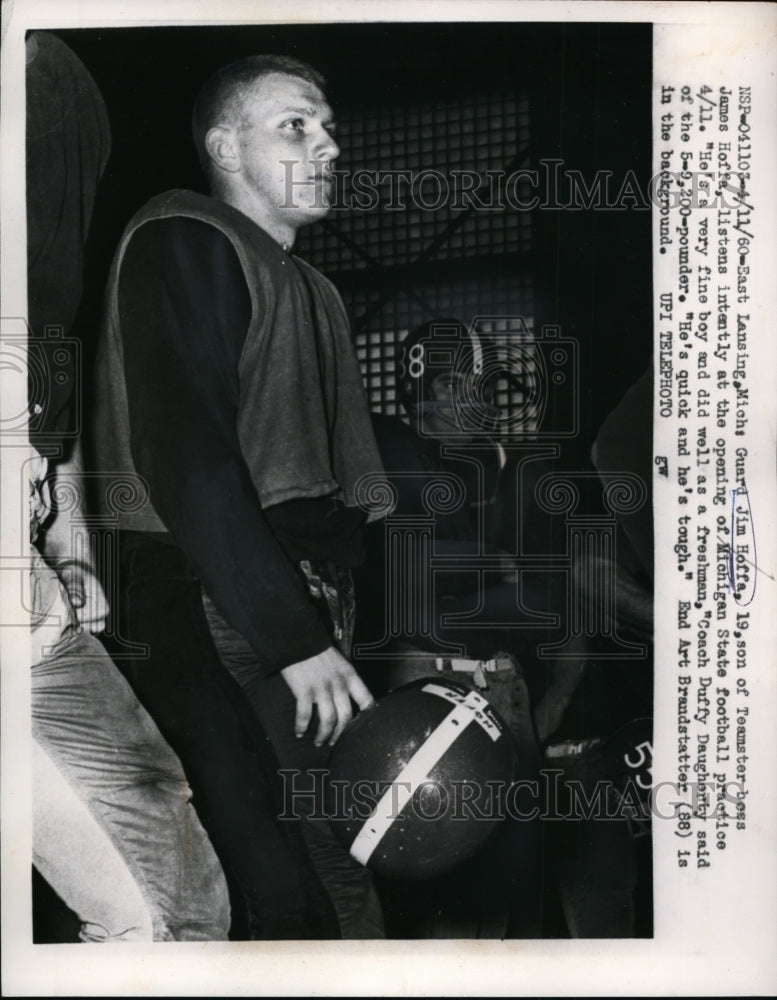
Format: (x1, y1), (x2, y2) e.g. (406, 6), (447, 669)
(396, 319), (503, 436)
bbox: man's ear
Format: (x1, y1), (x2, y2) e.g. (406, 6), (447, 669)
(204, 126), (241, 174)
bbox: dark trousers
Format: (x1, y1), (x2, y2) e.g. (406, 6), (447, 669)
(201, 592), (384, 939)
(107, 531), (340, 940)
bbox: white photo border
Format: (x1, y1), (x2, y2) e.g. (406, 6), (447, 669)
(2, 1), (776, 996)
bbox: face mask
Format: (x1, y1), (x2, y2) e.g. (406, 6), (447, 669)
(414, 399), (501, 433)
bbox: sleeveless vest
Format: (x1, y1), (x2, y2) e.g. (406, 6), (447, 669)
(91, 189), (382, 531)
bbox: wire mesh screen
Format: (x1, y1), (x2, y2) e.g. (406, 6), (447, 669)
(296, 88), (534, 419)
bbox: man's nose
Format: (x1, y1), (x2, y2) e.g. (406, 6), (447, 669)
(312, 126), (339, 161)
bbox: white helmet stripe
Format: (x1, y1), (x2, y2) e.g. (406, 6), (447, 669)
(467, 326), (484, 375)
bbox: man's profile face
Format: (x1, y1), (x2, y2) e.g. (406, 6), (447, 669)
(232, 72), (339, 232)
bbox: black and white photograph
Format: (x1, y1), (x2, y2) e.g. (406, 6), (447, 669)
(1, 1), (775, 995)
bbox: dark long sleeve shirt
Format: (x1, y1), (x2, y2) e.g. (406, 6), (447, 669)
(118, 216), (364, 672)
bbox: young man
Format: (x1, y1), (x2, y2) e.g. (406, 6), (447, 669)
(90, 55), (385, 938)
